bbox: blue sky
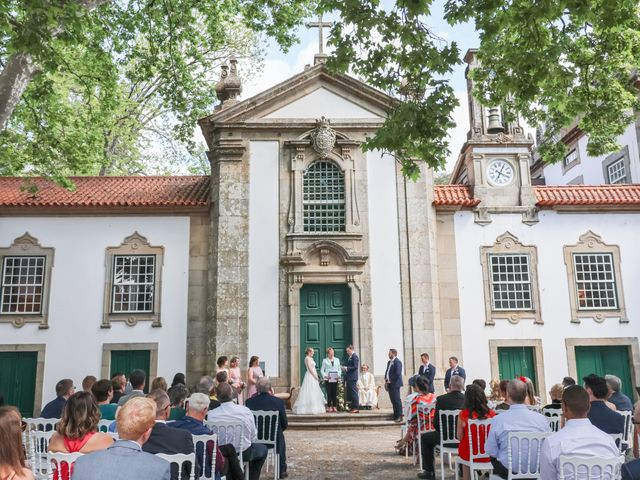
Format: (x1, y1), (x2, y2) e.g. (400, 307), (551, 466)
(240, 1), (481, 171)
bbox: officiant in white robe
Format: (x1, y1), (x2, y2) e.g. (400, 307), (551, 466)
(357, 364), (377, 408)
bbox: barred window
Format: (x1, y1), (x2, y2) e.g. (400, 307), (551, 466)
(0, 256), (45, 314)
(607, 158), (626, 184)
(303, 161), (346, 232)
(111, 255), (155, 313)
(489, 254), (533, 310)
(573, 253), (618, 309)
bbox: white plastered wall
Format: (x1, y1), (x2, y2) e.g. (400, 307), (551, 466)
(0, 216), (190, 410)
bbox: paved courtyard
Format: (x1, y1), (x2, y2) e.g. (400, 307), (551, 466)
(283, 427), (455, 480)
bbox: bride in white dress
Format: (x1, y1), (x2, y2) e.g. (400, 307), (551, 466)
(292, 347), (326, 414)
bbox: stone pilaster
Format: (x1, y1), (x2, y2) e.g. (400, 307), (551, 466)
(208, 136), (250, 370)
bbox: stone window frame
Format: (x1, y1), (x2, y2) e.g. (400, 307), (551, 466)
(102, 232), (164, 328)
(480, 232), (542, 325)
(100, 342), (158, 380)
(602, 146), (631, 184)
(563, 231), (627, 324)
(0, 344), (46, 416)
(489, 339), (547, 403)
(561, 147), (580, 174)
(0, 233), (54, 329)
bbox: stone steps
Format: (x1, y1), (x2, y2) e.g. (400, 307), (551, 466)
(287, 409), (398, 430)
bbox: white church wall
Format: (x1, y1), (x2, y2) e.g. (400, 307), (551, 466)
(453, 210), (639, 398)
(366, 150), (404, 375)
(262, 87), (382, 120)
(541, 123), (640, 185)
(248, 141), (280, 376)
(0, 216), (190, 409)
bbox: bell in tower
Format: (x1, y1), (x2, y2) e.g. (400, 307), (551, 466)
(486, 107), (505, 134)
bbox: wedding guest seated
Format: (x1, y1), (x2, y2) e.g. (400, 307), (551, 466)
(472, 379), (486, 393)
(485, 379), (550, 479)
(583, 374), (624, 435)
(110, 372), (127, 404)
(92, 379), (117, 420)
(118, 370), (146, 406)
(142, 390), (194, 479)
(0, 406), (35, 480)
(197, 376), (220, 411)
(457, 384), (496, 480)
(168, 384), (189, 421)
(417, 375), (465, 480)
(82, 376), (97, 393)
(48, 392), (114, 479)
(494, 380), (510, 411)
(622, 458), (640, 480)
(540, 385), (619, 479)
(41, 379), (75, 419)
(542, 384), (564, 412)
(207, 382), (267, 480)
(245, 377), (289, 479)
(396, 376), (434, 458)
(605, 374), (633, 411)
(357, 364), (378, 409)
(72, 397), (171, 480)
(151, 377), (169, 392)
(521, 376), (540, 406)
(562, 376), (576, 388)
(171, 393), (242, 480)
(168, 373), (186, 397)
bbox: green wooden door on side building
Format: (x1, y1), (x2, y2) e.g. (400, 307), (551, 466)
(0, 351), (38, 417)
(575, 345), (634, 400)
(497, 346), (538, 394)
(299, 284), (352, 385)
(110, 350), (151, 393)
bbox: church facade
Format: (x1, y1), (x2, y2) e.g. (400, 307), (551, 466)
(0, 51), (638, 416)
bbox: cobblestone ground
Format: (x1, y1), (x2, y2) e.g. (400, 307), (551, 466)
(283, 427), (455, 480)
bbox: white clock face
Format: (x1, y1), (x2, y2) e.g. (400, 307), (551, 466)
(487, 159), (514, 186)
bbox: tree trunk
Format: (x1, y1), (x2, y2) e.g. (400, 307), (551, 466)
(0, 52), (38, 131)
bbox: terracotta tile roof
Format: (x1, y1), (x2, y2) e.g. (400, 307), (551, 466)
(0, 176), (210, 209)
(534, 185), (640, 207)
(433, 185), (480, 207)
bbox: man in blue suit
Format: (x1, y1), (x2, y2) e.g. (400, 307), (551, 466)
(72, 397), (171, 480)
(418, 353), (436, 394)
(245, 377), (289, 479)
(385, 348), (404, 422)
(443, 356), (466, 391)
(342, 345), (360, 413)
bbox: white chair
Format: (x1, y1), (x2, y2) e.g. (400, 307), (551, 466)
(435, 409), (461, 480)
(416, 403), (435, 470)
(97, 419), (112, 432)
(106, 431), (119, 441)
(46, 452), (83, 480)
(206, 420), (249, 480)
(24, 418), (59, 472)
(557, 455), (624, 480)
(252, 410), (280, 480)
(526, 405), (542, 414)
(489, 431), (551, 480)
(30, 430), (55, 478)
(155, 452), (196, 480)
(541, 409), (561, 433)
(400, 397), (414, 458)
(609, 433), (624, 454)
(455, 418), (493, 480)
(617, 410), (633, 451)
(192, 433), (218, 480)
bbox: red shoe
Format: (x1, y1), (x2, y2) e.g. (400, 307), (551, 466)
(350, 409), (360, 414)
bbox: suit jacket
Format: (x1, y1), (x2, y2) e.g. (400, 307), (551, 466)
(443, 365), (466, 390)
(71, 440), (170, 480)
(385, 357), (403, 388)
(142, 421), (195, 455)
(432, 390), (465, 436)
(587, 401), (625, 435)
(622, 458), (640, 480)
(246, 392), (288, 450)
(345, 353), (360, 383)
(418, 364), (436, 393)
(40, 396), (66, 419)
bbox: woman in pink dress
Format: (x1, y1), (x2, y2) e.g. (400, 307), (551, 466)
(229, 356), (246, 404)
(246, 356), (263, 400)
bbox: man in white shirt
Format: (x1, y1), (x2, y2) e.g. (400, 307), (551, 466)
(540, 385), (620, 480)
(485, 379), (550, 478)
(207, 382), (267, 480)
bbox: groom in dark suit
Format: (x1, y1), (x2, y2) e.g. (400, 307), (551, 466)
(385, 348), (403, 422)
(343, 345), (360, 413)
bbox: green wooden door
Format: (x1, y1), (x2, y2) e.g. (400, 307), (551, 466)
(110, 350), (151, 393)
(300, 284), (351, 384)
(497, 346), (538, 394)
(0, 351), (38, 417)
(575, 346), (634, 400)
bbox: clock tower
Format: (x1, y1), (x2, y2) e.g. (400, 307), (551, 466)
(452, 49), (538, 225)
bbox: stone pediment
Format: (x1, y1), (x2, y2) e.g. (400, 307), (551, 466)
(198, 64), (396, 128)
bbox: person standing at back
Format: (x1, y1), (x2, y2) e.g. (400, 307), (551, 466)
(342, 345), (360, 413)
(443, 357), (466, 392)
(418, 353), (436, 394)
(385, 348), (404, 422)
(41, 379), (75, 419)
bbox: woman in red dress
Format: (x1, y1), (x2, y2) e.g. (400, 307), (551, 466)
(457, 384), (496, 480)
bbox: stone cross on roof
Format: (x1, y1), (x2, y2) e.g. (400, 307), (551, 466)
(306, 14), (332, 65)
